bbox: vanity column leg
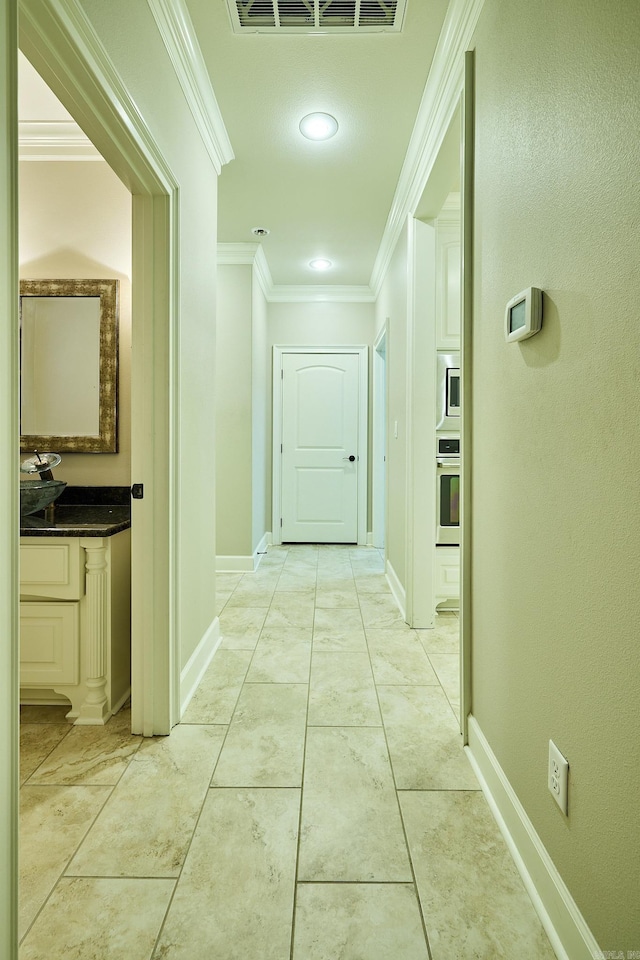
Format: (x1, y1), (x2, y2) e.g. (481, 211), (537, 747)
(76, 538), (109, 724)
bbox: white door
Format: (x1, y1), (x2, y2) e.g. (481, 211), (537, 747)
(280, 353), (360, 543)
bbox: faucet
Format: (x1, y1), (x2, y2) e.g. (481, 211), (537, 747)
(20, 451), (62, 482)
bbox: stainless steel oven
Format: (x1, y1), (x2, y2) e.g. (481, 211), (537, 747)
(436, 352), (460, 431)
(436, 437), (460, 546)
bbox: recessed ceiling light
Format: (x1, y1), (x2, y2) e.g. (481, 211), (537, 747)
(299, 113), (338, 141)
(309, 258), (332, 271)
(251, 227), (270, 237)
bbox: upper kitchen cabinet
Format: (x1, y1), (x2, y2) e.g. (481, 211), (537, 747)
(435, 194), (461, 351)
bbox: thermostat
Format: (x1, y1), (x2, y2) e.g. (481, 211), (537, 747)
(504, 286), (543, 342)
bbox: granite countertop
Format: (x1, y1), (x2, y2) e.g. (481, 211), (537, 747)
(20, 486), (132, 538)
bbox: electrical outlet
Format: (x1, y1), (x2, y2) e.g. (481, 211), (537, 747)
(548, 740), (569, 815)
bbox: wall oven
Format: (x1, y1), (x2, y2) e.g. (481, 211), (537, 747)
(436, 352), (460, 431)
(436, 437), (460, 546)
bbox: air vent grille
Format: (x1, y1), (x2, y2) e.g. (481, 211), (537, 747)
(227, 0), (407, 33)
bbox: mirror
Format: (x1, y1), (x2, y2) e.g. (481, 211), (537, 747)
(20, 279), (119, 453)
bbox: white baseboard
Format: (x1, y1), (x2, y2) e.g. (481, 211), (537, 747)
(466, 716), (601, 960)
(110, 687), (132, 716)
(180, 616), (221, 716)
(367, 531), (373, 546)
(216, 555), (254, 572)
(385, 558), (407, 621)
(216, 532), (272, 573)
(252, 531), (272, 570)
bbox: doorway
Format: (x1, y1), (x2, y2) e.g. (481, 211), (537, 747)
(411, 72), (472, 735)
(19, 6), (179, 736)
(272, 346), (368, 546)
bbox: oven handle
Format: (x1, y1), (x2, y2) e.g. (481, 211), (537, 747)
(437, 458), (461, 468)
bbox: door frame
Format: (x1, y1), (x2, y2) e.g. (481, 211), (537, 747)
(19, 0), (180, 735)
(460, 50), (475, 742)
(272, 345), (369, 546)
(404, 218), (437, 628)
(1, 4), (20, 954)
(372, 326), (387, 550)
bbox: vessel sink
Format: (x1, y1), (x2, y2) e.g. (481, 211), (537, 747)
(20, 479), (67, 517)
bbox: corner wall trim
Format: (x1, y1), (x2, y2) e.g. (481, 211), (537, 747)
(466, 716), (601, 960)
(146, 0), (234, 173)
(385, 558), (407, 621)
(180, 616), (221, 716)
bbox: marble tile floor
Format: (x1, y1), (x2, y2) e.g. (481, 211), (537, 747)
(18, 544), (556, 959)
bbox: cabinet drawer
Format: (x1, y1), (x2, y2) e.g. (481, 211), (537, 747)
(20, 541), (84, 600)
(20, 602), (80, 686)
(435, 547), (460, 600)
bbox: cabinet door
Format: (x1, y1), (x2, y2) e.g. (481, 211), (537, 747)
(435, 223), (461, 351)
(435, 547), (460, 606)
(20, 602), (80, 686)
(20, 540), (84, 600)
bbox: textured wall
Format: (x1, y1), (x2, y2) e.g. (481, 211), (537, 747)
(77, 0), (220, 671)
(19, 161), (132, 486)
(471, 0), (640, 948)
(216, 264), (253, 557)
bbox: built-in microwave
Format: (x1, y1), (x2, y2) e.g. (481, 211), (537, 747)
(436, 352), (460, 431)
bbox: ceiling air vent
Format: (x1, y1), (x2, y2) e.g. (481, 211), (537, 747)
(226, 0), (407, 34)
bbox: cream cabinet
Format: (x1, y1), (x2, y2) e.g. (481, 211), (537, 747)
(435, 546), (460, 611)
(435, 196), (461, 352)
(20, 532), (131, 724)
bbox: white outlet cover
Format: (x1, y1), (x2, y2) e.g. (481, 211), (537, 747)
(548, 739), (569, 815)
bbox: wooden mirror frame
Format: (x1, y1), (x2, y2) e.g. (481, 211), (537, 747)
(19, 278), (119, 454)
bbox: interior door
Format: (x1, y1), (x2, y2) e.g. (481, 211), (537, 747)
(280, 352), (360, 543)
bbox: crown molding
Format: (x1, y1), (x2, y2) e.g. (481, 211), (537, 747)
(217, 243), (374, 302)
(216, 242), (272, 299)
(20, 0), (178, 194)
(146, 0), (234, 174)
(369, 0), (484, 296)
(217, 241), (261, 265)
(252, 245), (273, 299)
(435, 190), (461, 226)
(19, 120), (102, 160)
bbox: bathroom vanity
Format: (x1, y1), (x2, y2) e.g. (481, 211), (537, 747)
(19, 487), (131, 724)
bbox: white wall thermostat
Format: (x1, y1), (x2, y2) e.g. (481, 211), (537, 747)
(504, 286), (543, 342)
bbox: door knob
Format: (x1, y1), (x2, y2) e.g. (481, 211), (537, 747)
(342, 455), (356, 462)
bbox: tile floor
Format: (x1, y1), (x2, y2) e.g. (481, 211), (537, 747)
(18, 544), (556, 959)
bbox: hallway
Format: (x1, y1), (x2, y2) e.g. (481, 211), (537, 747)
(19, 545), (554, 958)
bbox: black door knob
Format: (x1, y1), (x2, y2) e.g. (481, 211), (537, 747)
(348, 455), (355, 462)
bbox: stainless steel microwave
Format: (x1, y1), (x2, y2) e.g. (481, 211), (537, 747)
(436, 352), (460, 431)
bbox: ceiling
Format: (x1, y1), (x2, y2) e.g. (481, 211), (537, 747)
(186, 0), (450, 287)
(19, 0), (458, 291)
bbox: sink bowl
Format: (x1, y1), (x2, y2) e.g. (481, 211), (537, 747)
(20, 479), (67, 517)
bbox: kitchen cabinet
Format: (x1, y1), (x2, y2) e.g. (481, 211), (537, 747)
(435, 196), (461, 352)
(20, 531), (131, 723)
(435, 545), (460, 610)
